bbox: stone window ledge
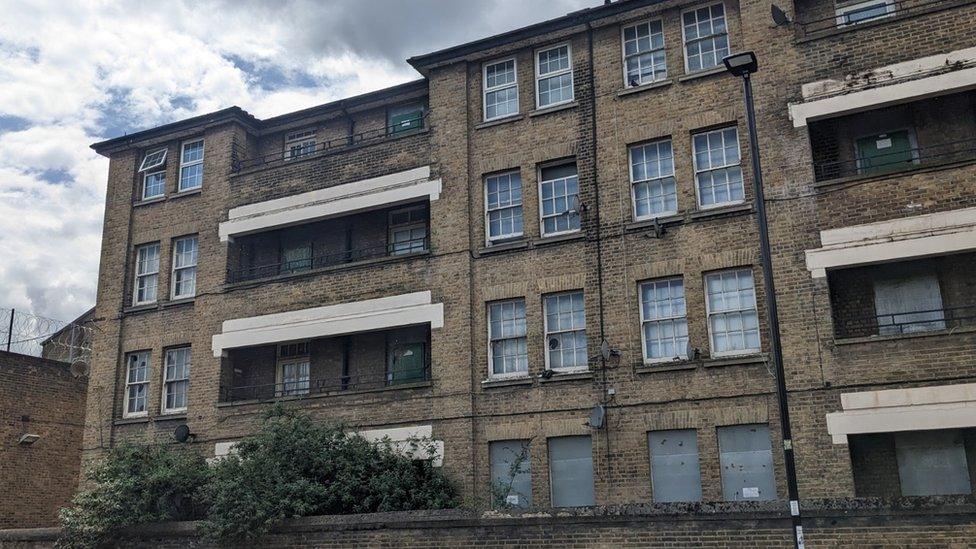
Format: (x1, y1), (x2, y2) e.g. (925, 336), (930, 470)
(481, 376), (533, 389)
(677, 66), (727, 83)
(689, 202), (754, 221)
(531, 232), (585, 247)
(475, 114), (523, 130)
(635, 353), (767, 373)
(538, 370), (593, 383)
(133, 196), (166, 208)
(528, 101), (578, 118)
(478, 239), (530, 256)
(617, 79), (674, 98)
(170, 188), (202, 200)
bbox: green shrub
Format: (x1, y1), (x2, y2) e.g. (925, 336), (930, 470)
(199, 406), (460, 542)
(57, 443), (210, 549)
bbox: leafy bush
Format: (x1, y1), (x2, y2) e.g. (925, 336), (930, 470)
(199, 406), (460, 542)
(57, 443), (210, 549)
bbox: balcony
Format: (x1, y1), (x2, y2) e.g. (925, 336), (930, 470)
(828, 252), (976, 340)
(226, 202), (428, 284)
(794, 0), (967, 38)
(808, 91), (976, 183)
(219, 325), (431, 404)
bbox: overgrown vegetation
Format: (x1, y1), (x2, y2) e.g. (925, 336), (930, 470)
(57, 406), (460, 547)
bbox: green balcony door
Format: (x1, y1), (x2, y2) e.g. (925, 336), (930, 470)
(855, 130), (915, 175)
(389, 342), (426, 385)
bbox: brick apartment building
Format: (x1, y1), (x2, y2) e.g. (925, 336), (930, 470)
(85, 0), (976, 511)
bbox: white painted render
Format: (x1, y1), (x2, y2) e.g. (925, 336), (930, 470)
(218, 166), (441, 241)
(211, 291), (444, 357)
(826, 383), (976, 444)
(804, 207), (976, 277)
(788, 47), (976, 127)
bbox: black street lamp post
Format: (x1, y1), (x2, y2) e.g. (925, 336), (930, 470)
(723, 51), (804, 549)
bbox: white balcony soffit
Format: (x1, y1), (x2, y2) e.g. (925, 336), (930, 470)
(805, 206), (976, 278)
(211, 291), (444, 357)
(826, 383), (976, 444)
(219, 166), (441, 242)
(788, 47), (976, 128)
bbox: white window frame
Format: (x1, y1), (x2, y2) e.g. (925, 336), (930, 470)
(543, 291), (588, 373)
(487, 299), (529, 380)
(639, 278), (689, 364)
(620, 19), (667, 87)
(535, 43), (574, 109)
(680, 2), (731, 74)
(162, 347), (190, 414)
(142, 170), (166, 200)
(538, 163), (581, 238)
(178, 138), (204, 192)
(138, 148), (167, 172)
(133, 242), (160, 306)
(630, 139), (678, 221)
(123, 351), (150, 418)
(692, 126), (744, 210)
(284, 129), (316, 160)
(836, 0), (895, 27)
(171, 235), (198, 300)
(484, 171), (525, 245)
(704, 268), (761, 358)
(276, 342), (310, 397)
(483, 57), (519, 122)
(388, 205), (428, 255)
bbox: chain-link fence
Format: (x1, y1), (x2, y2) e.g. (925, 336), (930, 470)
(0, 307), (93, 363)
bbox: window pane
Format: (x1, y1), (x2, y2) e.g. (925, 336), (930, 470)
(718, 424), (776, 501)
(549, 436), (595, 507)
(182, 141), (203, 163)
(490, 440), (532, 508)
(545, 292), (587, 371)
(649, 429), (702, 502)
(489, 300), (528, 376)
(143, 172), (165, 199)
(180, 163), (203, 190)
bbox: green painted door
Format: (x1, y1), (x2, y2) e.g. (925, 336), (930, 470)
(856, 131), (914, 175)
(389, 342), (426, 384)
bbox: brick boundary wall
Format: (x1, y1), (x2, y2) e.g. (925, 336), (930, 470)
(2, 499), (974, 548)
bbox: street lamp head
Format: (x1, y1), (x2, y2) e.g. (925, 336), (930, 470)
(723, 51), (758, 77)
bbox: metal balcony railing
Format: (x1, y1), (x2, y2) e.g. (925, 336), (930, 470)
(231, 113), (427, 173)
(796, 0), (954, 36)
(813, 138), (976, 182)
(836, 305), (976, 339)
(227, 236), (429, 283)
(220, 364), (431, 403)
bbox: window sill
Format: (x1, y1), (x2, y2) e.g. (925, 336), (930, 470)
(478, 239), (530, 256)
(531, 232), (585, 247)
(625, 214), (684, 233)
(677, 66), (728, 83)
(475, 114), (523, 130)
(133, 196), (166, 207)
(528, 101), (578, 118)
(481, 376), (533, 389)
(834, 325), (976, 346)
(689, 202), (754, 221)
(617, 79), (674, 98)
(635, 361), (699, 374)
(161, 297), (195, 309)
(225, 250), (431, 287)
(155, 413), (187, 421)
(122, 303), (159, 315)
(114, 416), (150, 425)
(703, 353), (767, 368)
(538, 370), (593, 383)
(171, 188), (202, 200)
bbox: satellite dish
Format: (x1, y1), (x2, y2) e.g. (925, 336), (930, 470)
(588, 405), (605, 429)
(174, 424), (194, 443)
(69, 360), (90, 378)
(771, 4), (792, 26)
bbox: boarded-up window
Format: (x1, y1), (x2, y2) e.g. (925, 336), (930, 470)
(718, 424), (776, 501)
(548, 436), (595, 507)
(895, 430), (972, 496)
(649, 429), (702, 502)
(489, 440), (532, 508)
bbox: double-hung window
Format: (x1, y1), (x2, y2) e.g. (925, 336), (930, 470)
(124, 351), (150, 417)
(543, 291), (588, 372)
(539, 163), (580, 236)
(139, 148), (167, 200)
(488, 299), (527, 378)
(536, 44), (573, 108)
(630, 139), (677, 219)
(682, 3), (730, 73)
(284, 129), (316, 160)
(171, 236), (198, 299)
(622, 20), (667, 87)
(179, 139), (204, 191)
(162, 347), (190, 413)
(705, 269), (760, 356)
(693, 127), (743, 208)
(484, 58), (519, 121)
(277, 342), (310, 396)
(485, 171), (524, 243)
(389, 205), (428, 255)
(836, 0), (894, 26)
(133, 243), (160, 305)
(639, 278), (689, 363)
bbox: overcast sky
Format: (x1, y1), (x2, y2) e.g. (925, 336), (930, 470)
(0, 0), (593, 322)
